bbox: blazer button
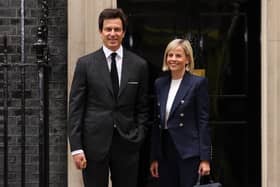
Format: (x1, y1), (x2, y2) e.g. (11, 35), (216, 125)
(179, 123), (184, 127)
(113, 124), (117, 128)
(157, 115), (160, 118)
(158, 125), (161, 128)
(180, 113), (184, 117)
(180, 100), (184, 104)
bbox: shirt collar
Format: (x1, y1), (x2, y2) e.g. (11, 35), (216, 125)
(102, 45), (123, 59)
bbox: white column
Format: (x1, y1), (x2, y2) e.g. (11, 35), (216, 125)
(261, 0), (280, 186)
(68, 1), (116, 186)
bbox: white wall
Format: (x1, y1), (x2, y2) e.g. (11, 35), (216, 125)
(262, 0), (280, 186)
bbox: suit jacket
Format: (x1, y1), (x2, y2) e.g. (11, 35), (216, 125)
(69, 48), (149, 161)
(151, 72), (211, 161)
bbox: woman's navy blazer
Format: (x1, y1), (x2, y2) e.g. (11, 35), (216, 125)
(151, 72), (211, 161)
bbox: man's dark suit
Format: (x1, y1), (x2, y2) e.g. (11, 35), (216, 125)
(69, 47), (149, 186)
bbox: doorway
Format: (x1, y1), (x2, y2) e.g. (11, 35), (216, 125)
(118, 0), (261, 186)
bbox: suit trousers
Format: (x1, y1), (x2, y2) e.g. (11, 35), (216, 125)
(159, 130), (200, 187)
(83, 129), (140, 187)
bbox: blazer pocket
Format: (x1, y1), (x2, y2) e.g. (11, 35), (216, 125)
(127, 81), (139, 85)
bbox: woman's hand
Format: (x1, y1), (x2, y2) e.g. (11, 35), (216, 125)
(150, 160), (159, 178)
(198, 160), (210, 176)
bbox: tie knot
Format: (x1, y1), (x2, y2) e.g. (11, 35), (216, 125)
(111, 52), (117, 60)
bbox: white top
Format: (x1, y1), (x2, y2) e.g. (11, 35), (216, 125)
(165, 78), (182, 129)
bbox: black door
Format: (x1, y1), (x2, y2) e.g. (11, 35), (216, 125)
(118, 0), (261, 187)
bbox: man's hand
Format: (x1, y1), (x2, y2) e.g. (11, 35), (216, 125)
(73, 153), (87, 170)
(150, 160), (159, 178)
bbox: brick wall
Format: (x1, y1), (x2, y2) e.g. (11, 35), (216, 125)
(0, 0), (67, 186)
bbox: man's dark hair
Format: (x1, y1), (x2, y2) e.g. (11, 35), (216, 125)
(98, 8), (127, 32)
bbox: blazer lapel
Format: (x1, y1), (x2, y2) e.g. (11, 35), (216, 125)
(169, 73), (193, 118)
(95, 49), (114, 96)
(118, 52), (129, 97)
(159, 77), (171, 125)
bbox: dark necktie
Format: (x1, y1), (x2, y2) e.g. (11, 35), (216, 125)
(110, 52), (119, 98)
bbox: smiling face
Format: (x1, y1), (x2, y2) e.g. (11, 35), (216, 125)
(100, 18), (125, 51)
(166, 46), (189, 78)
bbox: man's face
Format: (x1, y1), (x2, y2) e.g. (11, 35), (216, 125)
(100, 18), (125, 51)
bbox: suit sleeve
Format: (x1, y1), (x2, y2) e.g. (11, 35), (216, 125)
(68, 59), (87, 152)
(196, 77), (211, 161)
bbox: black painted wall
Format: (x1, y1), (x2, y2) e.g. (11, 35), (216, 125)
(0, 0), (67, 186)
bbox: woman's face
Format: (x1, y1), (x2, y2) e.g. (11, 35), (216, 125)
(166, 46), (189, 74)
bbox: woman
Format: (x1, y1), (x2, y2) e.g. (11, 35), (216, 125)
(150, 38), (211, 187)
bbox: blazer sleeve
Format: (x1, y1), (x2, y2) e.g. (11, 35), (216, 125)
(196, 77), (211, 161)
(68, 58), (88, 152)
(150, 80), (161, 161)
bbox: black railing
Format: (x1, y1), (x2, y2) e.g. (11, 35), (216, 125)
(33, 1), (50, 187)
(0, 0), (49, 186)
(2, 34), (9, 187)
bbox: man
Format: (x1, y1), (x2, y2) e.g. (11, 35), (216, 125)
(68, 8), (149, 187)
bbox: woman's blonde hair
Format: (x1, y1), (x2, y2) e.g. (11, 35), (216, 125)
(162, 38), (195, 72)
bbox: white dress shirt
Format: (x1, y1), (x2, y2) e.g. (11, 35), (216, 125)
(103, 45), (123, 86)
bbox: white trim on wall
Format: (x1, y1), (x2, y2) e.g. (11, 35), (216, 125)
(67, 1), (117, 186)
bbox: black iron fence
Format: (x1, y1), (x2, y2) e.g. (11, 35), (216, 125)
(0, 1), (50, 186)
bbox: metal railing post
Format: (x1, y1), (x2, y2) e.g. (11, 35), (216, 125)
(2, 35), (8, 187)
(33, 0), (49, 186)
